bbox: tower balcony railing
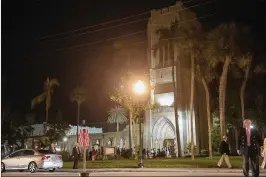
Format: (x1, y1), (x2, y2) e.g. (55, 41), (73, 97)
(152, 106), (174, 113)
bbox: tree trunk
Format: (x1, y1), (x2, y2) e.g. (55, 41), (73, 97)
(116, 122), (119, 147)
(190, 52), (195, 160)
(201, 77), (212, 159)
(219, 56), (231, 139)
(129, 110), (133, 156)
(45, 107), (49, 134)
(116, 122), (119, 132)
(170, 41), (182, 157)
(77, 102), (80, 143)
(132, 119), (138, 159)
(234, 127), (239, 153)
(240, 64), (250, 121)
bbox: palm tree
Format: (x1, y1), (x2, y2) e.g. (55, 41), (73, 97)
(107, 105), (128, 147)
(189, 52), (196, 160)
(107, 105), (128, 132)
(70, 85), (87, 143)
(234, 27), (266, 121)
(205, 23), (238, 139)
(31, 77), (59, 133)
(169, 40), (182, 158)
(171, 18), (202, 159)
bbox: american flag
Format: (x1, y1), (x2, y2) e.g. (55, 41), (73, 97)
(79, 129), (90, 147)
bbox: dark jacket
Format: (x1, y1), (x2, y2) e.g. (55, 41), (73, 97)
(220, 140), (230, 155)
(238, 127), (263, 156)
(72, 146), (80, 158)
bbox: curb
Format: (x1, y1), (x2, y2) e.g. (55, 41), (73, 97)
(57, 168), (266, 173)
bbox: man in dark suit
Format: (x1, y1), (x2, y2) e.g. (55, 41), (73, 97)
(217, 135), (232, 168)
(72, 143), (80, 169)
(238, 119), (263, 177)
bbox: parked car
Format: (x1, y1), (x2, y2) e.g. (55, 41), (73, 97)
(1, 149), (63, 173)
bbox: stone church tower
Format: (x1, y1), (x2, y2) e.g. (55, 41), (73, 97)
(143, 1), (208, 156)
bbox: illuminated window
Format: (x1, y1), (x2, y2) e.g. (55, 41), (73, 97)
(155, 92), (174, 106)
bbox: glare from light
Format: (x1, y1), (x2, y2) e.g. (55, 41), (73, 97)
(156, 93), (174, 106)
(133, 80), (145, 94)
(250, 125), (254, 129)
(63, 137), (67, 142)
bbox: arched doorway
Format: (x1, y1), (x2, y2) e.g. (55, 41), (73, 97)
(152, 117), (176, 153)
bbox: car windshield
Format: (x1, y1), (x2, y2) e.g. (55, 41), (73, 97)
(37, 150), (55, 154)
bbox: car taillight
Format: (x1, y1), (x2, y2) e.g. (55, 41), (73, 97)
(42, 156), (50, 160)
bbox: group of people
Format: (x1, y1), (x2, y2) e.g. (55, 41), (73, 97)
(218, 119), (266, 177)
(116, 147), (173, 159)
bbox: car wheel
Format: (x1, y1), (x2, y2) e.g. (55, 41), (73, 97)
(49, 168), (56, 172)
(28, 162), (37, 173)
(1, 162), (5, 172)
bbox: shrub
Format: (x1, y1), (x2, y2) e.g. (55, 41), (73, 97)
(187, 142), (196, 153)
(61, 150), (71, 161)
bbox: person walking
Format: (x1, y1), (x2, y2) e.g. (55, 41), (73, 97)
(261, 138), (266, 169)
(217, 135), (232, 168)
(72, 143), (80, 169)
(237, 119), (263, 177)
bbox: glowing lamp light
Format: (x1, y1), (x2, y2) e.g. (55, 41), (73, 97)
(250, 125), (254, 129)
(156, 93), (174, 106)
(133, 80), (145, 94)
(63, 137), (67, 142)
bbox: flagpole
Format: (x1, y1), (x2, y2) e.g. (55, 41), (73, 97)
(82, 129), (89, 172)
(83, 146), (86, 172)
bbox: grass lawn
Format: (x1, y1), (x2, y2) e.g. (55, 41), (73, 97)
(63, 156), (262, 169)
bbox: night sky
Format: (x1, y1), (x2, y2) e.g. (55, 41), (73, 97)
(2, 0), (266, 127)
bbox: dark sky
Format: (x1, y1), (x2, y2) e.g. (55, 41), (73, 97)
(2, 0), (266, 127)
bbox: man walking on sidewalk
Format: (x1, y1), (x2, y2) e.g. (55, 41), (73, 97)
(238, 119), (263, 177)
(217, 135), (232, 168)
(72, 143), (80, 169)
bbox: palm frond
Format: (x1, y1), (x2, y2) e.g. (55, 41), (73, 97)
(49, 78), (60, 87)
(44, 77), (59, 91)
(31, 93), (47, 108)
(107, 106), (128, 124)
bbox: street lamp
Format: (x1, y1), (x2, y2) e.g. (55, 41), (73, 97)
(132, 80), (146, 168)
(133, 80), (146, 94)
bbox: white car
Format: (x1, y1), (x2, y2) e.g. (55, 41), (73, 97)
(1, 149), (63, 173)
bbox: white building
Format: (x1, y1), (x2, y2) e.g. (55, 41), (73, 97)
(142, 1), (208, 156)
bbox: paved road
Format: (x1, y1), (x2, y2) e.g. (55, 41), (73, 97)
(2, 171), (266, 177)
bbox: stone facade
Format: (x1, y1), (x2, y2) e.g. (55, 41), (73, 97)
(143, 1), (202, 156)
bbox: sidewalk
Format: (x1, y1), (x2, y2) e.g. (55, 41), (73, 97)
(58, 168), (266, 173)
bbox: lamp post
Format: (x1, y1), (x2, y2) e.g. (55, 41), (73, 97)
(132, 80), (146, 168)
